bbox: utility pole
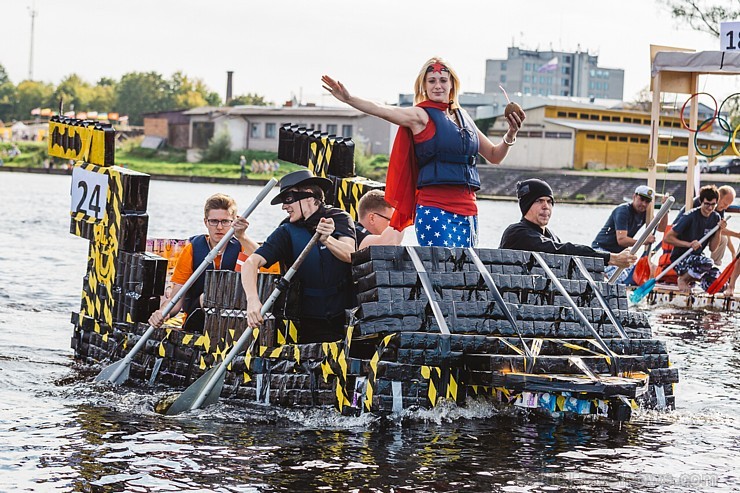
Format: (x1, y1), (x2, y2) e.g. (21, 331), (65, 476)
(28, 1), (37, 80)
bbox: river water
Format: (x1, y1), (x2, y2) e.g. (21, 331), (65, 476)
(0, 172), (738, 492)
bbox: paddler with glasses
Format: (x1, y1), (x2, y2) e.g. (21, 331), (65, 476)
(663, 185), (727, 293)
(148, 193), (257, 330)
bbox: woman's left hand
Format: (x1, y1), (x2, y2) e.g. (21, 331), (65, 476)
(505, 108), (525, 140)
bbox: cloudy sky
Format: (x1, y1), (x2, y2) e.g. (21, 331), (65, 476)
(1, 0), (735, 107)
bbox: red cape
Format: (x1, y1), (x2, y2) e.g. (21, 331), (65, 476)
(385, 100), (449, 231)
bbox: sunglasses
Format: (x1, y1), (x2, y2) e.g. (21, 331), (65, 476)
(373, 212), (391, 221)
(280, 191), (315, 204)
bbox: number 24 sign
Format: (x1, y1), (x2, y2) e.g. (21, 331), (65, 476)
(721, 22), (740, 52)
(71, 166), (108, 221)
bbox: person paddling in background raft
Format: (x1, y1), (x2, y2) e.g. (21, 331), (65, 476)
(499, 179), (637, 269)
(322, 56), (525, 247)
(149, 194), (258, 331)
(663, 185), (727, 293)
(591, 185), (669, 283)
(241, 169), (356, 344)
(671, 185), (738, 263)
(355, 190), (404, 249)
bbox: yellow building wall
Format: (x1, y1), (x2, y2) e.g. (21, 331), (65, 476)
(547, 106), (726, 169)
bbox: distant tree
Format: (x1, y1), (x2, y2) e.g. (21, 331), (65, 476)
(53, 73), (94, 113)
(97, 77), (117, 87)
(168, 71), (221, 109)
(205, 91), (222, 106)
(16, 80), (54, 119)
(227, 93), (269, 106)
(88, 84), (116, 112)
(114, 72), (172, 125)
(0, 64), (9, 85)
(0, 65), (15, 122)
(661, 0), (740, 37)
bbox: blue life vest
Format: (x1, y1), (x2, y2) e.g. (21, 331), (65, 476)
(184, 234), (241, 315)
(415, 107), (480, 190)
(284, 223), (353, 319)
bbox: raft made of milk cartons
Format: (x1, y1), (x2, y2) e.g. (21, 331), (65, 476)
(56, 118), (677, 421)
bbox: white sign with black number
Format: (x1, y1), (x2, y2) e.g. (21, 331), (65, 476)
(720, 21), (740, 51)
(71, 166), (108, 221)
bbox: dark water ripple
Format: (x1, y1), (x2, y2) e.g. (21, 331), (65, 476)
(0, 173), (738, 492)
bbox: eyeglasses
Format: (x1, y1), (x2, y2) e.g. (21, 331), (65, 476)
(373, 212), (392, 221)
(280, 191), (315, 204)
(206, 219), (234, 227)
(702, 201), (718, 207)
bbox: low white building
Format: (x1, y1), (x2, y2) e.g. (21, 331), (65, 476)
(183, 105), (392, 155)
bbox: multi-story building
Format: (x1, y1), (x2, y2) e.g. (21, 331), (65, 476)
(485, 47), (625, 100)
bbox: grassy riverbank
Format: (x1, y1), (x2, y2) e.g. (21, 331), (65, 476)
(1, 138), (390, 181)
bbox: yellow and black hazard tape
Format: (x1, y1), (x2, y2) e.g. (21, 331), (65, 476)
(307, 136), (333, 179)
(48, 116), (115, 167)
(363, 332), (399, 413)
(276, 319), (299, 345)
(75, 162), (124, 332)
(333, 176), (385, 222)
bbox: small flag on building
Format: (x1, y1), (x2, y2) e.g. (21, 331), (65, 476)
(537, 57), (558, 73)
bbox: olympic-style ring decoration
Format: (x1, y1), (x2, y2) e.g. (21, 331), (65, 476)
(681, 92), (718, 132)
(718, 92), (740, 133)
(694, 115), (731, 158)
(732, 124), (740, 157)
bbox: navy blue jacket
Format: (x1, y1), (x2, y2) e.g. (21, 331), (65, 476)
(415, 107), (480, 190)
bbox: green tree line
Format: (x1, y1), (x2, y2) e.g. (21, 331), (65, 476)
(0, 65), (268, 126)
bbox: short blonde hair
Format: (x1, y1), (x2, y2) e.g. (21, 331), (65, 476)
(413, 56), (462, 110)
(719, 185), (736, 199)
(204, 193), (238, 218)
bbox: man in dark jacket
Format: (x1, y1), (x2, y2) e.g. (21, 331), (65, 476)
(241, 169), (356, 343)
(499, 178), (635, 270)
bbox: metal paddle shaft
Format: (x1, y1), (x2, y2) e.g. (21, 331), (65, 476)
(608, 196), (674, 284)
(572, 257), (629, 340)
(467, 247), (533, 358)
(630, 220), (726, 303)
(406, 247), (450, 335)
(95, 178), (278, 385)
(167, 231), (322, 415)
(531, 252), (619, 375)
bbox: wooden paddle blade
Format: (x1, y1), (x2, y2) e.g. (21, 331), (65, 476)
(95, 359), (130, 385)
(707, 258), (738, 295)
(165, 367), (224, 415)
(630, 279), (656, 304)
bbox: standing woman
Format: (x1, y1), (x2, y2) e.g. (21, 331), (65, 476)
(322, 57), (524, 247)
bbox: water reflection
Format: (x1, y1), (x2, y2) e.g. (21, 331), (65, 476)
(0, 173), (738, 492)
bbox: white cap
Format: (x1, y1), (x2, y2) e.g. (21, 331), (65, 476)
(634, 185), (654, 201)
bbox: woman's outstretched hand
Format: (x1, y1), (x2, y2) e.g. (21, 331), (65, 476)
(322, 75), (351, 104)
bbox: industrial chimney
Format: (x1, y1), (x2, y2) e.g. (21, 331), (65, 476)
(226, 71), (234, 104)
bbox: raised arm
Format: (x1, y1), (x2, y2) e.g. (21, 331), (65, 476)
(322, 75), (428, 134)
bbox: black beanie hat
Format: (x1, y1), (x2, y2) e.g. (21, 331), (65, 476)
(516, 179), (555, 215)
